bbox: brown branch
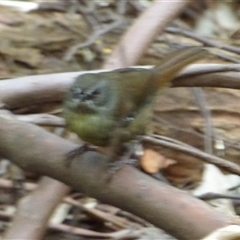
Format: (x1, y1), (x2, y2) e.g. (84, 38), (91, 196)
(0, 178), (36, 191)
(103, 0), (190, 68)
(49, 223), (142, 239)
(166, 27), (240, 55)
(144, 135), (240, 176)
(201, 225), (240, 240)
(64, 197), (138, 229)
(0, 72), (77, 110)
(4, 177), (70, 239)
(0, 110), (238, 240)
(16, 113), (65, 127)
(0, 207), (141, 239)
(172, 71), (240, 89)
(0, 179), (140, 229)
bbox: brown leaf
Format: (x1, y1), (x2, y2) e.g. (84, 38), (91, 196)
(140, 149), (176, 174)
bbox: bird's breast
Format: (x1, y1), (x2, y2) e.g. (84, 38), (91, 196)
(64, 109), (115, 146)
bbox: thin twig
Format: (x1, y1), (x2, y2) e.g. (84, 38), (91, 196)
(151, 134), (193, 148)
(64, 19), (123, 61)
(197, 192), (240, 201)
(191, 88), (214, 154)
(153, 116), (240, 153)
(213, 52), (240, 63)
(0, 208), (141, 239)
(166, 26), (240, 55)
(76, 0), (99, 31)
(143, 135), (240, 176)
(64, 197), (140, 229)
(16, 114), (65, 127)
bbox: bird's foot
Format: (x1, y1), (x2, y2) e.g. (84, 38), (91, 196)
(106, 155), (138, 182)
(106, 140), (144, 182)
(65, 144), (97, 167)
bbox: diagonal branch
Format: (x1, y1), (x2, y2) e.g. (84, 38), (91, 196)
(0, 110), (238, 240)
(144, 135), (240, 176)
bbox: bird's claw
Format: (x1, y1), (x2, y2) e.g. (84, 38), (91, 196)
(106, 157), (137, 182)
(65, 144), (97, 167)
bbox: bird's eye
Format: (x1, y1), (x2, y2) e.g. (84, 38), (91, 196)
(70, 80), (108, 107)
(71, 87), (84, 99)
(87, 89), (101, 100)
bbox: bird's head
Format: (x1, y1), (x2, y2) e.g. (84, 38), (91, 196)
(64, 73), (113, 114)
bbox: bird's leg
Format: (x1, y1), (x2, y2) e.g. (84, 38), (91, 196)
(65, 144), (98, 167)
(107, 146), (138, 177)
(106, 115), (135, 161)
(106, 133), (143, 181)
(107, 130), (125, 161)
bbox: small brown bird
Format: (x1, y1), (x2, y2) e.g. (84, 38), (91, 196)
(63, 47), (207, 159)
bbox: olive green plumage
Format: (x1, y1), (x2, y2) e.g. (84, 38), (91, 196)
(63, 47), (206, 146)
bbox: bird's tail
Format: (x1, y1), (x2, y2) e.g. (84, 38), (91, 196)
(153, 47), (208, 88)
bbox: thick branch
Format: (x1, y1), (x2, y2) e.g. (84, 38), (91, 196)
(173, 71), (240, 89)
(0, 110), (238, 240)
(4, 177), (70, 239)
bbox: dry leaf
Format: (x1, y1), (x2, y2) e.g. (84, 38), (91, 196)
(140, 149), (176, 174)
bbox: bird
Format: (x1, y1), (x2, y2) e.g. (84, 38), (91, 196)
(63, 47), (207, 161)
